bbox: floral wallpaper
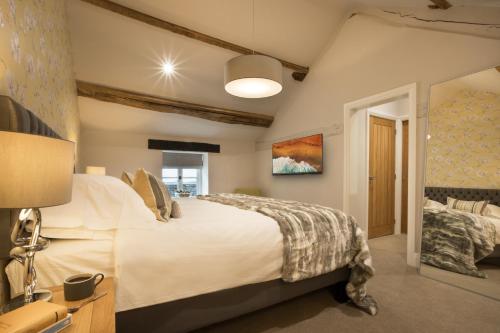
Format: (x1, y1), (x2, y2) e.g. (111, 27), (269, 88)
(0, 0), (79, 143)
(426, 89), (500, 188)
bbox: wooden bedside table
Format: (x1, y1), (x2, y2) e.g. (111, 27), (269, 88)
(49, 277), (115, 333)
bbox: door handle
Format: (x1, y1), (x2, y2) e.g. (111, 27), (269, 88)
(369, 176), (376, 181)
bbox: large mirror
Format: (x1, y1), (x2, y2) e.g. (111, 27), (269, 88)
(419, 66), (500, 300)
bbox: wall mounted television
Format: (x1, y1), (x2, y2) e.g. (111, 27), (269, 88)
(272, 134), (323, 175)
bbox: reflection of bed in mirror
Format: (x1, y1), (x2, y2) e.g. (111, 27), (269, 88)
(420, 66), (500, 301)
(420, 187), (500, 299)
(420, 187), (500, 300)
(423, 186), (500, 261)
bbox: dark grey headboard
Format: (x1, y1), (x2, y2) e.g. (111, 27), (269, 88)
(0, 95), (62, 258)
(425, 187), (500, 206)
(0, 95), (61, 137)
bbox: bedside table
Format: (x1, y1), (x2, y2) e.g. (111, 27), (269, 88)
(49, 277), (115, 333)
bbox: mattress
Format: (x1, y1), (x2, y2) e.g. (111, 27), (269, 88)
(6, 238), (115, 297)
(6, 198), (284, 312)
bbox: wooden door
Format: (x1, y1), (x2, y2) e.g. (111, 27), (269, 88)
(401, 120), (409, 234)
(368, 116), (395, 239)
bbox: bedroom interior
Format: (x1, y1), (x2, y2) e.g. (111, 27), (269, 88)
(0, 0), (499, 332)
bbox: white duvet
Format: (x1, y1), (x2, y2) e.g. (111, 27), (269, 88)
(7, 198), (284, 312)
(115, 197), (283, 311)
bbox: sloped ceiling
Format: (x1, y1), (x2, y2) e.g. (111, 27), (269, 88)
(68, 0), (352, 139)
(68, 0), (500, 140)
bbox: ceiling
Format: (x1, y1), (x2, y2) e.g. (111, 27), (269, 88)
(67, 0), (500, 140)
(453, 67), (500, 94)
(430, 67), (500, 108)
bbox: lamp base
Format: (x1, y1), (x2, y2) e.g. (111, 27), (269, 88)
(0, 289), (52, 314)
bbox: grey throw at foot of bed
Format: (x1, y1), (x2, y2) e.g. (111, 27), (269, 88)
(198, 193), (378, 315)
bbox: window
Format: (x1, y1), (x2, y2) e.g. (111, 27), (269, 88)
(180, 168), (200, 195)
(162, 152), (207, 197)
(162, 168), (179, 196)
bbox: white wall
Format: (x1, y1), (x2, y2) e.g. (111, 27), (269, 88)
(348, 107), (368, 229)
(79, 128), (257, 194)
(368, 98), (408, 118)
(255, 14), (500, 250)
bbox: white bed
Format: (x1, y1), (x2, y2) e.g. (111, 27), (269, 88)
(6, 197), (284, 312)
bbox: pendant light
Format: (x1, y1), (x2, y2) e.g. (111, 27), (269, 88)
(224, 0), (283, 98)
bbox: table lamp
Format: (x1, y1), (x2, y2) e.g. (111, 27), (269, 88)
(0, 131), (74, 310)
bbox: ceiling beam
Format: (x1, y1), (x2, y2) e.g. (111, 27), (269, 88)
(428, 0), (452, 9)
(76, 81), (274, 128)
(80, 0), (309, 81)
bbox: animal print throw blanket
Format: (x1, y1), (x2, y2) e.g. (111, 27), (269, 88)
(421, 208), (496, 278)
(197, 193), (378, 315)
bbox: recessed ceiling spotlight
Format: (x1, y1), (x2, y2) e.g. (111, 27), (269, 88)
(161, 60), (175, 76)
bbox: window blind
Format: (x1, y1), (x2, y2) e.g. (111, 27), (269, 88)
(163, 152), (203, 168)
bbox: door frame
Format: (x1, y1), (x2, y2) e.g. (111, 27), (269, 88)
(400, 119), (409, 235)
(343, 83), (418, 267)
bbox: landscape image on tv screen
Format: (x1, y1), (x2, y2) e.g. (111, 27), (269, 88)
(272, 134), (323, 175)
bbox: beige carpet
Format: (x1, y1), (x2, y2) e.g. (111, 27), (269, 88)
(197, 235), (500, 333)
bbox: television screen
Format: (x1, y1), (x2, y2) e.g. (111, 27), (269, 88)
(272, 134), (323, 175)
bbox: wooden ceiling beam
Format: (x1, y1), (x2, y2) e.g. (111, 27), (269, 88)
(428, 0), (452, 10)
(80, 0), (309, 81)
(76, 81), (274, 128)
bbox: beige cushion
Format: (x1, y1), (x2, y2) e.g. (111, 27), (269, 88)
(447, 197), (489, 215)
(171, 201), (182, 218)
(121, 171), (134, 186)
(133, 168), (172, 222)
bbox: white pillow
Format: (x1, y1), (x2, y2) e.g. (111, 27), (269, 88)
(424, 199), (445, 209)
(485, 204), (500, 219)
(40, 174), (156, 238)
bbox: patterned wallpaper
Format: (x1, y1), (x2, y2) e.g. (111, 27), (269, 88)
(426, 89), (500, 188)
(0, 0), (79, 143)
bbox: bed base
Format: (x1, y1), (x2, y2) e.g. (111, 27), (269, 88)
(116, 266), (350, 333)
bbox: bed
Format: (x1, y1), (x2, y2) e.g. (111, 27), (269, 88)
(6, 196), (355, 331)
(1, 96), (377, 332)
(424, 187), (500, 247)
(422, 187), (500, 277)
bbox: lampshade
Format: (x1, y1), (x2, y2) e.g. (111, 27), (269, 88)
(86, 166), (106, 175)
(0, 131), (74, 208)
(224, 55), (283, 98)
